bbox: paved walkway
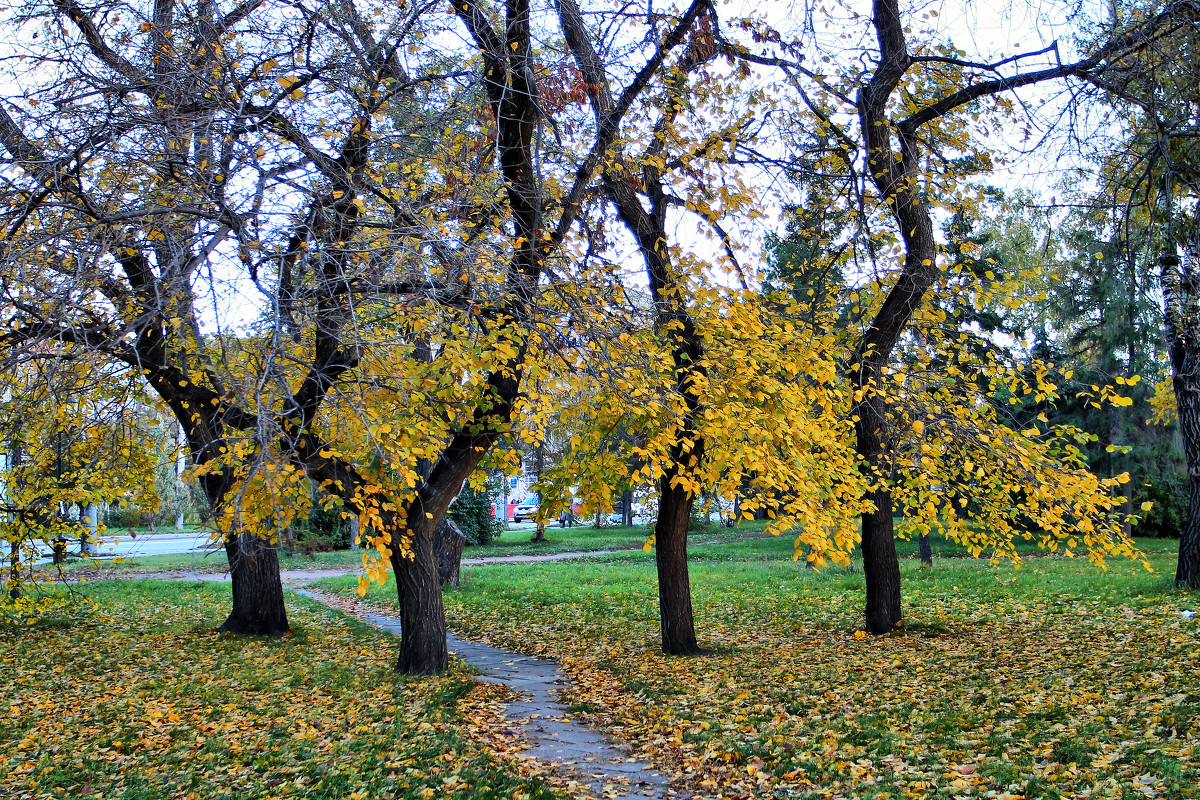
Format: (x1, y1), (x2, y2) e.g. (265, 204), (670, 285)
(293, 588), (673, 800)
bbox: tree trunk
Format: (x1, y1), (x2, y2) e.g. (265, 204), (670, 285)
(1177, 472), (1200, 588)
(218, 531), (289, 636)
(1161, 246), (1200, 589)
(1172, 338), (1200, 588)
(81, 503), (99, 556)
(655, 463), (703, 655)
(860, 488), (903, 632)
(8, 540), (19, 599)
(622, 488), (633, 527)
(531, 490), (546, 542)
(856, 400), (904, 634)
(389, 513), (449, 675)
(918, 532), (933, 566)
(434, 518), (466, 588)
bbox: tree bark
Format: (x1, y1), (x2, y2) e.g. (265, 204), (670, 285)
(81, 503), (99, 556)
(434, 518), (466, 588)
(389, 513), (449, 674)
(655, 451), (703, 655)
(857, 405), (904, 632)
(1177, 477), (1200, 588)
(1175, 382), (1200, 586)
(1162, 247), (1200, 588)
(531, 490), (547, 542)
(918, 532), (933, 566)
(218, 531), (289, 636)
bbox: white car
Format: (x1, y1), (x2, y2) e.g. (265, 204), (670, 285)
(512, 500), (539, 523)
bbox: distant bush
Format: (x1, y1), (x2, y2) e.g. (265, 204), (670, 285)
(450, 482), (503, 546)
(288, 502), (353, 552)
(105, 505), (155, 529)
(1134, 473), (1187, 538)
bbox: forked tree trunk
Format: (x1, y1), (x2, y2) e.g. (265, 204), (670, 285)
(219, 531), (288, 636)
(389, 513), (449, 674)
(556, 0), (712, 660)
(655, 463), (702, 655)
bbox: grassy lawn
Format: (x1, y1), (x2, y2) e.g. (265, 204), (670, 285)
(61, 548), (367, 576)
(463, 519), (756, 557)
(71, 519), (1183, 577)
(0, 581), (567, 800)
(58, 519), (761, 575)
(321, 538), (1199, 800)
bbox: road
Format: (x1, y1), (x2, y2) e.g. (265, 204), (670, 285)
(32, 528), (220, 564)
(39, 521), (549, 564)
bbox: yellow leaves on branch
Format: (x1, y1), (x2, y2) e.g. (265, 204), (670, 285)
(1149, 378), (1178, 426)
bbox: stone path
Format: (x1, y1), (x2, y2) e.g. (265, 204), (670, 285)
(293, 588), (673, 800)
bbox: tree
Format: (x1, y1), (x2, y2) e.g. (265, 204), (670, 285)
(0, 356), (157, 602)
(556, 0), (722, 654)
(1014, 200), (1184, 539)
(1072, 0), (1200, 585)
(0, 0), (518, 646)
(716, 0), (1196, 631)
(0, 0), (731, 669)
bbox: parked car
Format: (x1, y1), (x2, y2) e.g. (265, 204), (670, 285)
(607, 500), (649, 526)
(512, 499), (539, 523)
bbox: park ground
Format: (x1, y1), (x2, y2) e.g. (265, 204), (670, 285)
(2, 527), (1197, 800)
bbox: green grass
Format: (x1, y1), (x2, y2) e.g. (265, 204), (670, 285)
(0, 581), (566, 800)
(63, 547), (368, 575)
(62, 519), (767, 575)
(322, 536), (1199, 800)
(10, 528), (1198, 800)
(463, 518), (760, 557)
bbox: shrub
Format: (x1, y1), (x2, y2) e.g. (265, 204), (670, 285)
(450, 482), (503, 546)
(104, 505), (155, 529)
(1134, 473), (1187, 538)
